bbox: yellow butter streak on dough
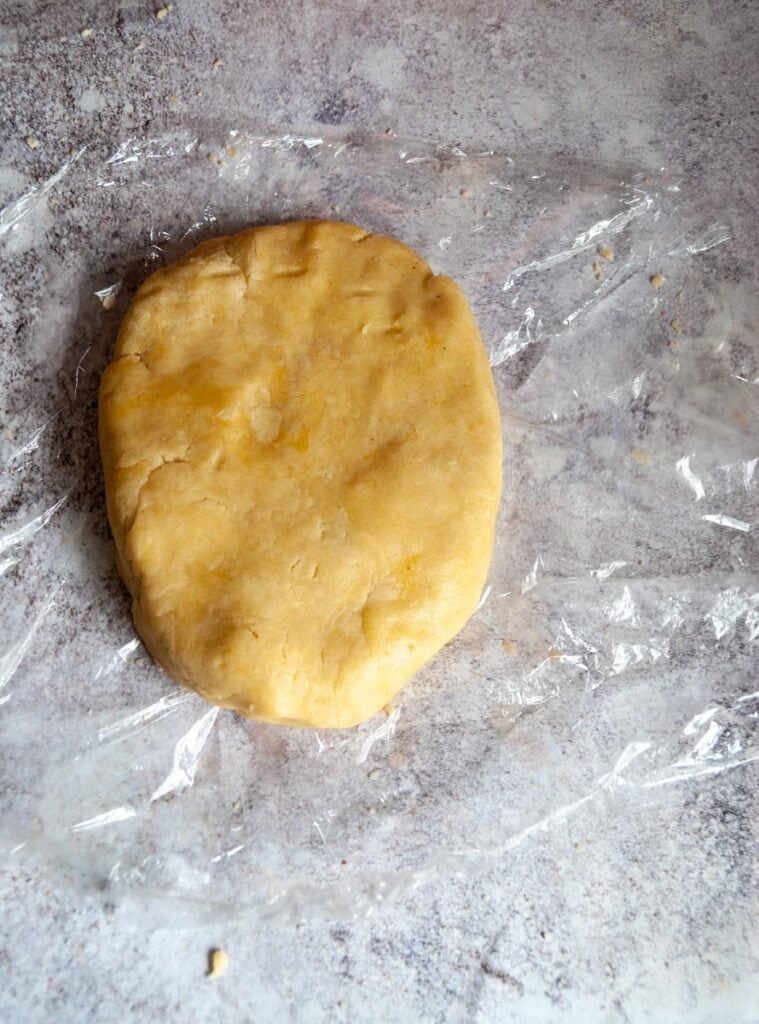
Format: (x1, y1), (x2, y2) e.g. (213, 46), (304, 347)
(100, 220), (502, 728)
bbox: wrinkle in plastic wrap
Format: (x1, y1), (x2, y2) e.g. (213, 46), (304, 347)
(0, 129), (756, 923)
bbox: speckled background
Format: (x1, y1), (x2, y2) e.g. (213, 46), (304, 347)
(1, 3), (758, 1023)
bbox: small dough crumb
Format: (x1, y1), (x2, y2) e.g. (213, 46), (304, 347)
(80, 27), (93, 38)
(592, 261), (604, 282)
(669, 317), (681, 334)
(668, 338), (680, 352)
(460, 187), (472, 198)
(207, 949), (228, 978)
(155, 7), (169, 20)
(224, 143), (239, 158)
(501, 639), (518, 656)
(649, 273), (665, 289)
(597, 245), (615, 261)
(101, 293), (116, 311)
(25, 135), (41, 150)
(547, 647), (562, 660)
(213, 58), (224, 69)
(631, 447), (651, 465)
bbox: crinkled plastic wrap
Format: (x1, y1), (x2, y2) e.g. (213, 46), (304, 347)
(0, 128), (756, 923)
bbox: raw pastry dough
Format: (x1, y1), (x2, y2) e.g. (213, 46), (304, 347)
(100, 221), (502, 728)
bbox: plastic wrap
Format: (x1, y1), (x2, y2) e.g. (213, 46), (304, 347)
(0, 128), (756, 923)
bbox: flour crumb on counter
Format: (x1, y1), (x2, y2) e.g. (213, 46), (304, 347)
(592, 261), (604, 282)
(207, 948), (228, 979)
(597, 244), (615, 261)
(25, 135), (41, 150)
(649, 273), (665, 289)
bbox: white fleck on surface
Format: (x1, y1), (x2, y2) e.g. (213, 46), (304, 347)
(79, 87), (107, 113)
(0, 24), (19, 56)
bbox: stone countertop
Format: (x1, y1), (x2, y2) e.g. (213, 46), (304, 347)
(1, 3), (757, 1023)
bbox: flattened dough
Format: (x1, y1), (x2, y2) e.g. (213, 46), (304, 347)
(100, 221), (502, 728)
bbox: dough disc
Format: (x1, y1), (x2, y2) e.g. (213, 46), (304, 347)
(100, 221), (502, 727)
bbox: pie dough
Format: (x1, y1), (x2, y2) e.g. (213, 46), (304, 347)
(100, 221), (502, 728)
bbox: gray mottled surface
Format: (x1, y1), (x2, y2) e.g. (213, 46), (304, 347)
(1, 2), (758, 1023)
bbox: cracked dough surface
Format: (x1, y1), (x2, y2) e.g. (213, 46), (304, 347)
(100, 220), (502, 728)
